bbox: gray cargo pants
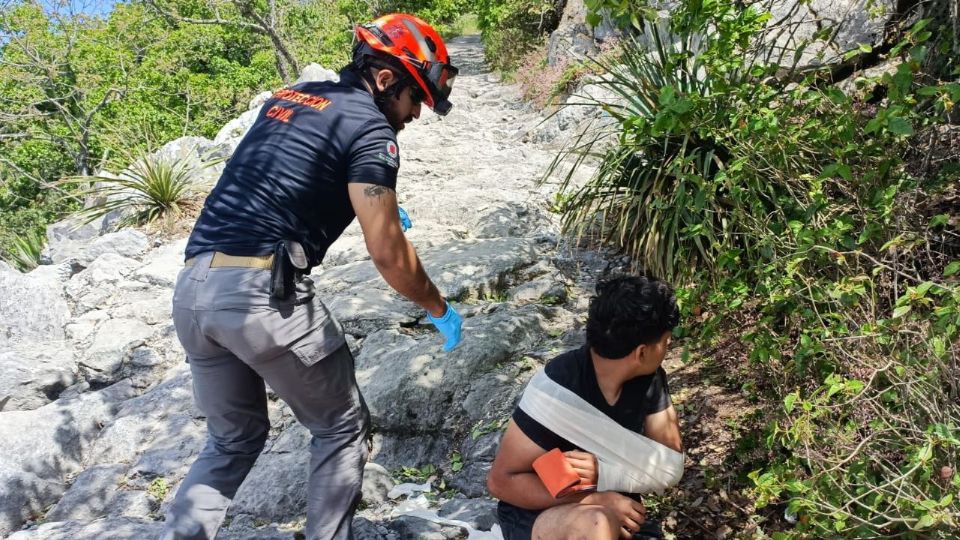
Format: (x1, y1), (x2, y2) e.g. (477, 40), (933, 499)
(161, 252), (370, 540)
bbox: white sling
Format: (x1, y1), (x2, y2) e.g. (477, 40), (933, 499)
(518, 369), (684, 494)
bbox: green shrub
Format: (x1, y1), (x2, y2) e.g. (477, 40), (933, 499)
(448, 13), (480, 37)
(370, 0), (471, 36)
(2, 228), (45, 272)
(148, 477), (169, 501)
(475, 0), (561, 72)
(546, 8), (811, 282)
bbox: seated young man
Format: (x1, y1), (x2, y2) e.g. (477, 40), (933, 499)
(487, 275), (683, 540)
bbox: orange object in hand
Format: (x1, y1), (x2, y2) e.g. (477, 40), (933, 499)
(532, 448), (597, 498)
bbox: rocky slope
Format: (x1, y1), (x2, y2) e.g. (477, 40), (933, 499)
(0, 35), (603, 540)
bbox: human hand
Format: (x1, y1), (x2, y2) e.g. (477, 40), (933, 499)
(581, 491), (646, 538)
(398, 206), (412, 232)
(426, 300), (462, 352)
(564, 450), (599, 486)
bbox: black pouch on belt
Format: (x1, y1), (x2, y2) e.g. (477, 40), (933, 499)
(270, 240), (309, 300)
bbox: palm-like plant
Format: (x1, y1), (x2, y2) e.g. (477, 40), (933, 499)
(548, 26), (712, 281)
(58, 154), (215, 228)
(544, 8), (814, 282)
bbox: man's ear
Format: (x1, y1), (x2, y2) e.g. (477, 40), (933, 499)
(632, 343), (646, 366)
(374, 68), (397, 92)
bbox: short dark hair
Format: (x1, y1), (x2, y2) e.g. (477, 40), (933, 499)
(346, 42), (407, 78)
(586, 275), (680, 359)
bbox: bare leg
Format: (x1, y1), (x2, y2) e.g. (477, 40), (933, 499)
(532, 503), (620, 540)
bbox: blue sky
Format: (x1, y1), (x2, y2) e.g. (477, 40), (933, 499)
(31, 0), (118, 17)
(0, 0), (117, 44)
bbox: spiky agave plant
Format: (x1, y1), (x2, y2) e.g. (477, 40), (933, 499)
(543, 7), (812, 283)
(545, 23), (715, 281)
(4, 228), (45, 272)
(58, 153), (213, 228)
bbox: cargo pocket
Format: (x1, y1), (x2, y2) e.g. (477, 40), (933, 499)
(292, 333), (346, 367)
(290, 301), (346, 367)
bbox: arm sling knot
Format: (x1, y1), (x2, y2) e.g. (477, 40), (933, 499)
(518, 369), (684, 494)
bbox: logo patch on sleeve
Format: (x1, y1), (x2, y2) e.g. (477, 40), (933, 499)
(376, 141), (400, 168)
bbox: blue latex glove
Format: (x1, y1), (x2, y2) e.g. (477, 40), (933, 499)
(398, 206), (412, 232)
(426, 300), (462, 352)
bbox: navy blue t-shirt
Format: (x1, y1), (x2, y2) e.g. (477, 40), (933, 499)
(185, 70), (400, 267)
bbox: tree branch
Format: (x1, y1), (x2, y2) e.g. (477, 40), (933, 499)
(142, 0), (267, 33)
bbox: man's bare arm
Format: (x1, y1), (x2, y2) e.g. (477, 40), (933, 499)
(643, 404), (682, 453)
(348, 182), (445, 316)
(487, 420), (595, 510)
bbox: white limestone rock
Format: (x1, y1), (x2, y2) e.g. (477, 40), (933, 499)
(248, 90), (274, 111)
(356, 305), (551, 433)
(213, 108), (261, 154)
(362, 463), (396, 507)
(79, 229), (149, 265)
(44, 464), (128, 522)
(0, 382), (136, 537)
(5, 518), (162, 540)
(86, 367), (195, 466)
(66, 253), (141, 303)
(80, 318), (156, 384)
(296, 63), (339, 84)
(132, 239), (187, 288)
(0, 266), (71, 347)
(0, 344), (78, 412)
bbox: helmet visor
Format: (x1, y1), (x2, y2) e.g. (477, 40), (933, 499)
(425, 61), (458, 115)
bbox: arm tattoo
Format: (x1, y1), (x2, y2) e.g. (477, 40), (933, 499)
(363, 185), (391, 201)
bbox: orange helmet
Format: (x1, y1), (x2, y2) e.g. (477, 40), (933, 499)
(354, 13), (459, 116)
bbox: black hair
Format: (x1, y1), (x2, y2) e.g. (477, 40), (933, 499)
(344, 41), (413, 86)
(585, 275), (680, 359)
(344, 45), (414, 110)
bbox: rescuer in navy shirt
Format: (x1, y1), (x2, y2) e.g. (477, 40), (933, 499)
(163, 14), (463, 540)
(184, 70), (404, 268)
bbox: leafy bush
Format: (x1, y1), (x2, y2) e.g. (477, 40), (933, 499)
(349, 0), (473, 37)
(58, 154), (216, 229)
(475, 0), (562, 72)
(547, 6), (810, 282)
(550, 0), (960, 536)
(0, 0), (278, 257)
(447, 13), (480, 37)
